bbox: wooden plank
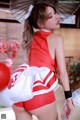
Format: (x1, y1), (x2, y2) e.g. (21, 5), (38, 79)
(0, 18), (19, 23)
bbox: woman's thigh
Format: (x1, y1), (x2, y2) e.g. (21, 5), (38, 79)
(29, 102), (58, 120)
(12, 105), (32, 120)
(13, 91), (57, 120)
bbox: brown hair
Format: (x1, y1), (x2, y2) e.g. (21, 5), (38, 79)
(22, 2), (56, 53)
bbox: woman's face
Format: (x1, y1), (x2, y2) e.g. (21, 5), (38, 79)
(40, 6), (60, 31)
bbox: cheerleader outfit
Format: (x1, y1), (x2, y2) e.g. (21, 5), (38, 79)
(14, 31), (58, 110)
(0, 31), (58, 110)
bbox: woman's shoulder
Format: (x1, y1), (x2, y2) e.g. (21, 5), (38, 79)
(48, 33), (64, 45)
(50, 33), (63, 40)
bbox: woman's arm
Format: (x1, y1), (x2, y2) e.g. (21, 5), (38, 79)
(54, 35), (74, 119)
(55, 35), (70, 91)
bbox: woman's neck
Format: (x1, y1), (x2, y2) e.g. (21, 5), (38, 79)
(40, 29), (53, 33)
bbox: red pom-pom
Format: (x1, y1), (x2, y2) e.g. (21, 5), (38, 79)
(0, 62), (10, 91)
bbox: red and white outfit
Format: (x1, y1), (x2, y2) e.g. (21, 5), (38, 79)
(0, 31), (58, 110)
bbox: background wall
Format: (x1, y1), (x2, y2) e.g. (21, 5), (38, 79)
(0, 11), (80, 70)
(0, 11), (27, 70)
(54, 28), (80, 58)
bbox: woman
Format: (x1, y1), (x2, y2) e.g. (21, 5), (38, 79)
(12, 2), (74, 120)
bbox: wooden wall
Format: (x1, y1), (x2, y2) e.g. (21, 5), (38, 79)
(0, 10), (80, 70)
(54, 28), (80, 58)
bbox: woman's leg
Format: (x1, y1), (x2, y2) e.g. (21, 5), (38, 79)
(12, 105), (32, 120)
(29, 102), (58, 120)
(12, 102), (58, 120)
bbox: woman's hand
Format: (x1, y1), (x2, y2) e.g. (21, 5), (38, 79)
(61, 98), (75, 120)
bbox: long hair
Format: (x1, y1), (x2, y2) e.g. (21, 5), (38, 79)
(22, 2), (56, 53)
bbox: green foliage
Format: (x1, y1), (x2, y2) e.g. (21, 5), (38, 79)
(68, 60), (80, 82)
(0, 105), (6, 108)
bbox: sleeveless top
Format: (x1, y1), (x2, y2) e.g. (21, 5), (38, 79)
(29, 31), (56, 72)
